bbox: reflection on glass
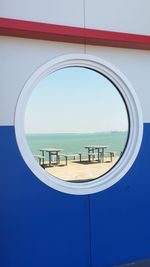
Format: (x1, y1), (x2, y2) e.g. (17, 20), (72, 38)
(24, 67), (129, 182)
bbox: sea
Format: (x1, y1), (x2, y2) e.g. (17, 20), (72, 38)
(26, 132), (128, 161)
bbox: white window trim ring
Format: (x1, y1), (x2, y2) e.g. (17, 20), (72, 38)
(15, 54), (143, 195)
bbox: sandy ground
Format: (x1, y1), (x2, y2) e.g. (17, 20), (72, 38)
(45, 156), (119, 181)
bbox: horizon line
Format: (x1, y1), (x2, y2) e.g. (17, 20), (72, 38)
(25, 130), (128, 135)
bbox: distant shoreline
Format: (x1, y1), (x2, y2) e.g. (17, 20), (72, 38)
(26, 131), (128, 135)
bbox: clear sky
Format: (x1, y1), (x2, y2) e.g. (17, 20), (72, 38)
(24, 67), (129, 134)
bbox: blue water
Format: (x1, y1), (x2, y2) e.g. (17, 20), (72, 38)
(26, 132), (128, 161)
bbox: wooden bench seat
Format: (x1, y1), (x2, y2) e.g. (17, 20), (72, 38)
(58, 154), (68, 165)
(104, 151), (115, 162)
(34, 154), (46, 168)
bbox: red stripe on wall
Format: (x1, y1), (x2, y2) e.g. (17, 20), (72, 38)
(0, 18), (150, 50)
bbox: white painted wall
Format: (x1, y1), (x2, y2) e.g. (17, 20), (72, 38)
(85, 0), (150, 35)
(1, 0), (150, 124)
(0, 0), (84, 27)
(0, 36), (150, 125)
(1, 0), (150, 35)
(86, 46), (150, 122)
(0, 36), (84, 125)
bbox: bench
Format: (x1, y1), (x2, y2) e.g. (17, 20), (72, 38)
(67, 154), (77, 160)
(75, 152), (83, 162)
(58, 154), (77, 166)
(58, 154), (68, 165)
(104, 151), (115, 162)
(75, 152), (91, 162)
(34, 154), (46, 168)
(76, 152), (98, 162)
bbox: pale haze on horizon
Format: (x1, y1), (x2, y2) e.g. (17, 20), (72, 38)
(24, 67), (129, 134)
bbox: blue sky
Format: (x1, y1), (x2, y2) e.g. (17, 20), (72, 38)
(24, 67), (129, 133)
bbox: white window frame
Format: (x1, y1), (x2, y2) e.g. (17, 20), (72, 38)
(15, 54), (143, 195)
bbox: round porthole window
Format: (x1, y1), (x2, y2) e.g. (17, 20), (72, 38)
(15, 54), (143, 195)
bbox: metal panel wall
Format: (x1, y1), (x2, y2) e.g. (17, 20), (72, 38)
(0, 126), (91, 267)
(89, 124), (150, 266)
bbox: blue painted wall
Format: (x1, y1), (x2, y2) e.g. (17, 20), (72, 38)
(0, 125), (150, 267)
(90, 123), (150, 266)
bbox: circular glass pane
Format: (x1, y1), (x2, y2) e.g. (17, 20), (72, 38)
(24, 67), (129, 182)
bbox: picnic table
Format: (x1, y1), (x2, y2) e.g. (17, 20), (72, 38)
(40, 148), (63, 166)
(84, 145), (108, 162)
